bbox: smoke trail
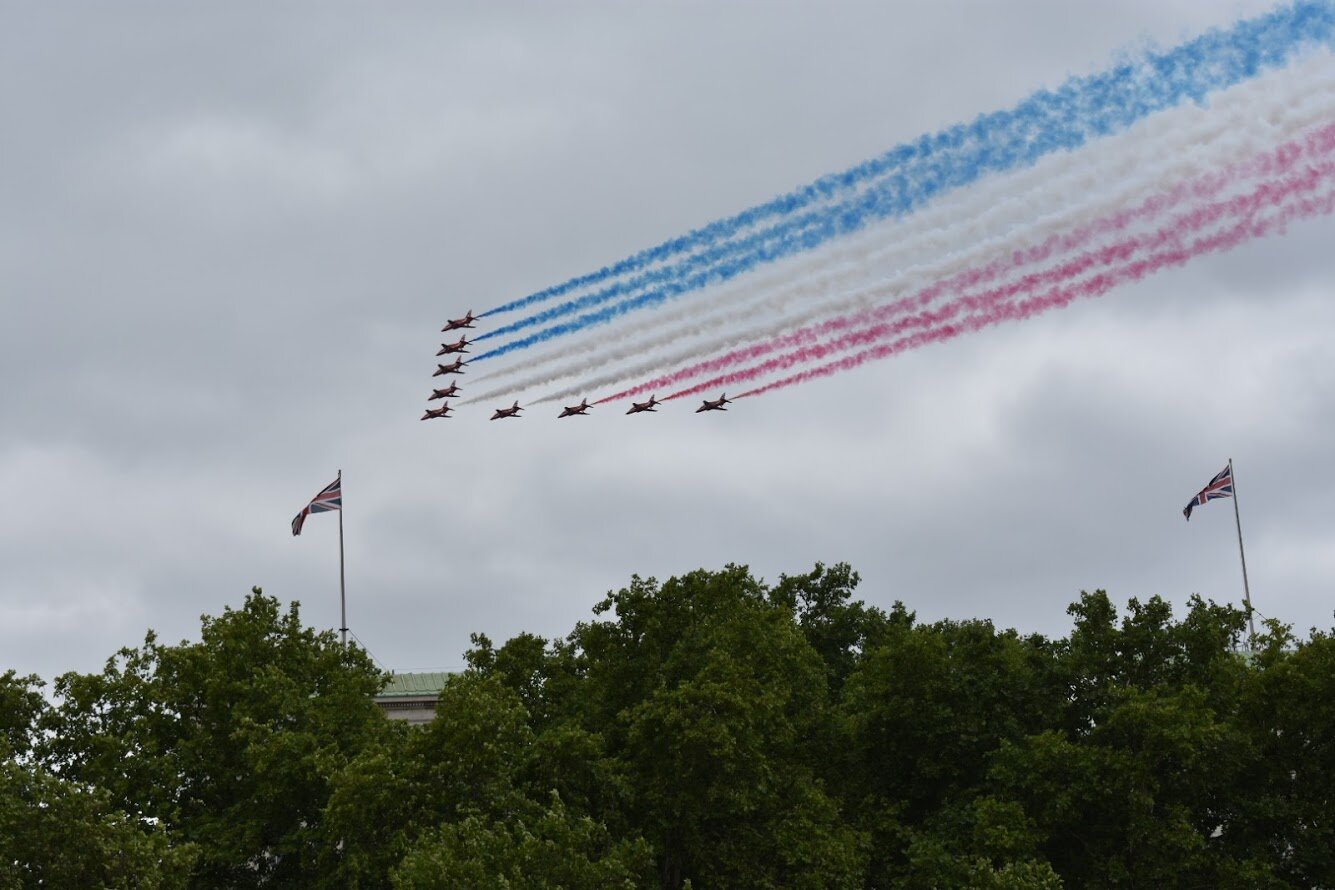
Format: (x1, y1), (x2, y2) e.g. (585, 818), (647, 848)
(593, 121), (1335, 404)
(478, 57), (1334, 387)
(676, 166), (1335, 400)
(470, 58), (1335, 404)
(680, 166), (1335, 401)
(476, 3), (1335, 356)
(736, 186), (1335, 399)
(483, 0), (1335, 325)
(515, 112), (1335, 408)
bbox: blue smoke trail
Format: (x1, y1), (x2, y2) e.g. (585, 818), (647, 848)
(477, 0), (1335, 360)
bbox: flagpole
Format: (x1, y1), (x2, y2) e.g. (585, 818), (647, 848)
(338, 469), (347, 649)
(1229, 458), (1256, 648)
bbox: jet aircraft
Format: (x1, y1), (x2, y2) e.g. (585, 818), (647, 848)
(558, 398), (592, 418)
(433, 357), (469, 376)
(420, 403), (453, 421)
(436, 336), (470, 356)
(490, 401), (523, 420)
(429, 383), (461, 401)
(625, 395), (662, 414)
(441, 310), (477, 332)
(695, 393), (732, 413)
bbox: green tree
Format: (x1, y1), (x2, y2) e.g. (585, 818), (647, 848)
(990, 593), (1284, 888)
(19, 563), (1324, 888)
(1233, 626), (1335, 887)
(323, 672), (539, 888)
(569, 565), (867, 888)
(0, 671), (46, 759)
(840, 616), (1059, 884)
(391, 793), (654, 889)
(0, 758), (196, 889)
(464, 631), (585, 732)
(898, 797), (1062, 890)
(1058, 592), (1250, 735)
(465, 631), (643, 858)
(40, 588), (388, 887)
(769, 562), (905, 694)
(317, 724), (418, 889)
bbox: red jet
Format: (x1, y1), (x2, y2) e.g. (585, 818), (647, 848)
(490, 401), (522, 420)
(420, 403), (453, 421)
(441, 310), (477, 332)
(625, 395), (662, 415)
(433, 357), (469, 376)
(695, 393), (732, 413)
(558, 398), (592, 418)
(436, 336), (470, 356)
(429, 383), (461, 401)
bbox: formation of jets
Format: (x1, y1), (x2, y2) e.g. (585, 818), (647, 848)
(423, 313), (475, 420)
(488, 393), (732, 419)
(424, 309), (740, 423)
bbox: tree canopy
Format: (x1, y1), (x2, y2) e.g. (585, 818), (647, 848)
(3, 568), (1331, 888)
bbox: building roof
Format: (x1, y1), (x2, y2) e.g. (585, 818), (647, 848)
(378, 671), (452, 698)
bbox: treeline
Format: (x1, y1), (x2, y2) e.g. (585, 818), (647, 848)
(2, 563), (1332, 888)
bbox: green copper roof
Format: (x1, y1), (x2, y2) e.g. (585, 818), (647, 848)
(378, 671), (452, 697)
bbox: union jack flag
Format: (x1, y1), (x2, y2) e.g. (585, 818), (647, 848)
(1183, 464), (1232, 521)
(292, 475), (341, 536)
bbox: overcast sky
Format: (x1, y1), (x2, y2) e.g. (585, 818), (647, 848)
(4, 1), (1332, 683)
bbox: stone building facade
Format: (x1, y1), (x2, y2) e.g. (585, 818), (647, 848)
(373, 671), (450, 725)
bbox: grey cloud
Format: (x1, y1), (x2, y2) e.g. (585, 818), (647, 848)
(3, 1), (1330, 682)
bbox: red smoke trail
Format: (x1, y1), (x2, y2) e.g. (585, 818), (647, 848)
(736, 184), (1335, 400)
(650, 152), (1335, 401)
(666, 161), (1335, 400)
(595, 121), (1335, 406)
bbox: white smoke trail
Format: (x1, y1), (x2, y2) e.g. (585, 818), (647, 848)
(605, 126), (1335, 404)
(464, 52), (1335, 406)
(476, 56), (1335, 391)
(730, 176), (1335, 401)
(469, 66), (1292, 399)
(533, 58), (1335, 402)
(530, 56), (1335, 403)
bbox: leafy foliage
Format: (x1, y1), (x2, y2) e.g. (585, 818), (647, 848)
(391, 793), (654, 889)
(0, 671), (46, 759)
(38, 589), (388, 888)
(9, 571), (1332, 887)
(0, 758), (196, 889)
